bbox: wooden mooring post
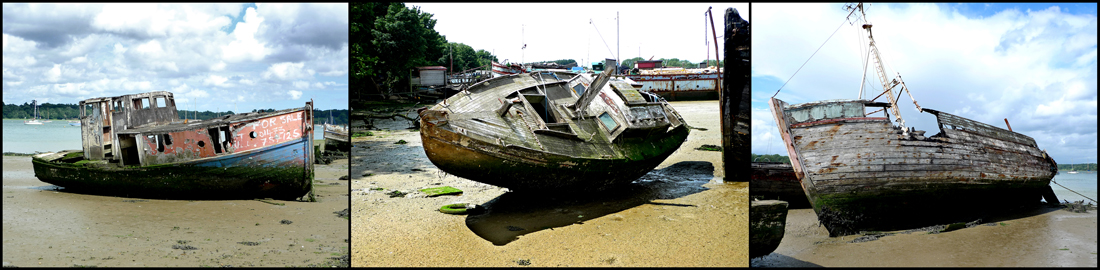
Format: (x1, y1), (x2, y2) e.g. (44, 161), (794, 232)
(722, 8), (751, 182)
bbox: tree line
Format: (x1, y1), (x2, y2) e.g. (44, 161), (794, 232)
(350, 3), (725, 100)
(4, 103), (348, 125)
(1059, 163), (1098, 171)
(751, 153), (790, 164)
(621, 57), (723, 70)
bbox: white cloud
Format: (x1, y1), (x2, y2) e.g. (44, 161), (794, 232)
(221, 7), (268, 62)
(203, 74), (232, 88)
(45, 64), (62, 82)
(210, 61), (227, 71)
(3, 55), (38, 68)
(113, 43), (128, 54)
(292, 80), (310, 89)
(121, 80), (153, 91)
(262, 62), (312, 81)
(753, 3), (1097, 162)
(4, 3), (348, 114)
(135, 40), (165, 57)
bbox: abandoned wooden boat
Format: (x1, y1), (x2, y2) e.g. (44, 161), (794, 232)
(490, 61), (526, 78)
(749, 199), (788, 259)
(768, 3), (1058, 236)
(751, 162), (810, 208)
(419, 69), (690, 192)
(323, 123), (349, 154)
(32, 91), (315, 199)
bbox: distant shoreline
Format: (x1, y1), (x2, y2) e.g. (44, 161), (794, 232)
(3, 152), (37, 156)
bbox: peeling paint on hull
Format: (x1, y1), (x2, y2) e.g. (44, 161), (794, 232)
(770, 98), (1058, 236)
(419, 71), (690, 192)
(31, 138), (313, 200)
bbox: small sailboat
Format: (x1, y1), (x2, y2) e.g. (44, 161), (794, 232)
(24, 100), (44, 125)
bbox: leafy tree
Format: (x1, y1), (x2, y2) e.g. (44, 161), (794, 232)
(751, 153), (791, 164)
(367, 3), (445, 98)
(350, 2), (390, 101)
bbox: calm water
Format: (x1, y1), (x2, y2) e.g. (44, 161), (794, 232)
(2, 119), (324, 154)
(1051, 171), (1098, 203)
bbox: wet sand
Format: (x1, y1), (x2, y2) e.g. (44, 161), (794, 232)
(2, 152), (350, 267)
(751, 206), (1097, 267)
(351, 100), (748, 267)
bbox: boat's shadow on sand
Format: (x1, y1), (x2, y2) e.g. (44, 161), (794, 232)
(465, 161), (716, 246)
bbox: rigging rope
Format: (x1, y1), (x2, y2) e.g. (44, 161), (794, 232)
(772, 16), (850, 98)
(590, 19), (616, 60)
(1052, 179), (1097, 203)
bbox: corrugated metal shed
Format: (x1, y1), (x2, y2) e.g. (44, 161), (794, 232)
(417, 66), (447, 86)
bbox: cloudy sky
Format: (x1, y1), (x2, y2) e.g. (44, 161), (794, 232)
(2, 3), (348, 112)
(409, 2), (748, 67)
(751, 3), (1097, 164)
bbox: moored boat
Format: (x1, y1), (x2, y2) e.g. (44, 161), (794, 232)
(490, 61), (526, 78)
(768, 3), (1058, 236)
(751, 162), (810, 208)
(624, 67), (723, 101)
(32, 91), (314, 199)
(419, 69), (690, 192)
(323, 123), (349, 154)
(749, 200), (788, 258)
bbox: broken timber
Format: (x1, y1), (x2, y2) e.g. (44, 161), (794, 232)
(419, 70), (689, 192)
(770, 98), (1057, 236)
(32, 91), (315, 200)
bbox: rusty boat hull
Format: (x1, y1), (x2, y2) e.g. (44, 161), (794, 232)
(32, 137), (313, 199)
(770, 98), (1057, 236)
(751, 162), (810, 208)
(31, 91), (314, 200)
(420, 71), (690, 192)
(323, 123), (350, 154)
(749, 200), (788, 259)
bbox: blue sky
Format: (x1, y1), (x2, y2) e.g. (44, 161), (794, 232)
(2, 3), (348, 111)
(752, 3), (1098, 164)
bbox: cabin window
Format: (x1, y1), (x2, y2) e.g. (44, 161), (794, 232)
(573, 84), (586, 96)
(154, 96), (167, 108)
(134, 98), (150, 110)
(598, 112), (619, 131)
(207, 126), (232, 154)
(112, 100), (123, 113)
(156, 135), (165, 153)
(208, 128), (223, 154)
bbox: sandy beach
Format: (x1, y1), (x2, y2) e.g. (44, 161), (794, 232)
(2, 152), (350, 267)
(350, 100), (748, 267)
(751, 205), (1097, 267)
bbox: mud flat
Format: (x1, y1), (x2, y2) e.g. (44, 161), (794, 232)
(1, 155), (350, 267)
(351, 100), (748, 267)
(751, 205), (1097, 267)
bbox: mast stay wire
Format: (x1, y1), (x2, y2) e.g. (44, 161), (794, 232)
(771, 9), (858, 98)
(590, 19), (617, 61)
